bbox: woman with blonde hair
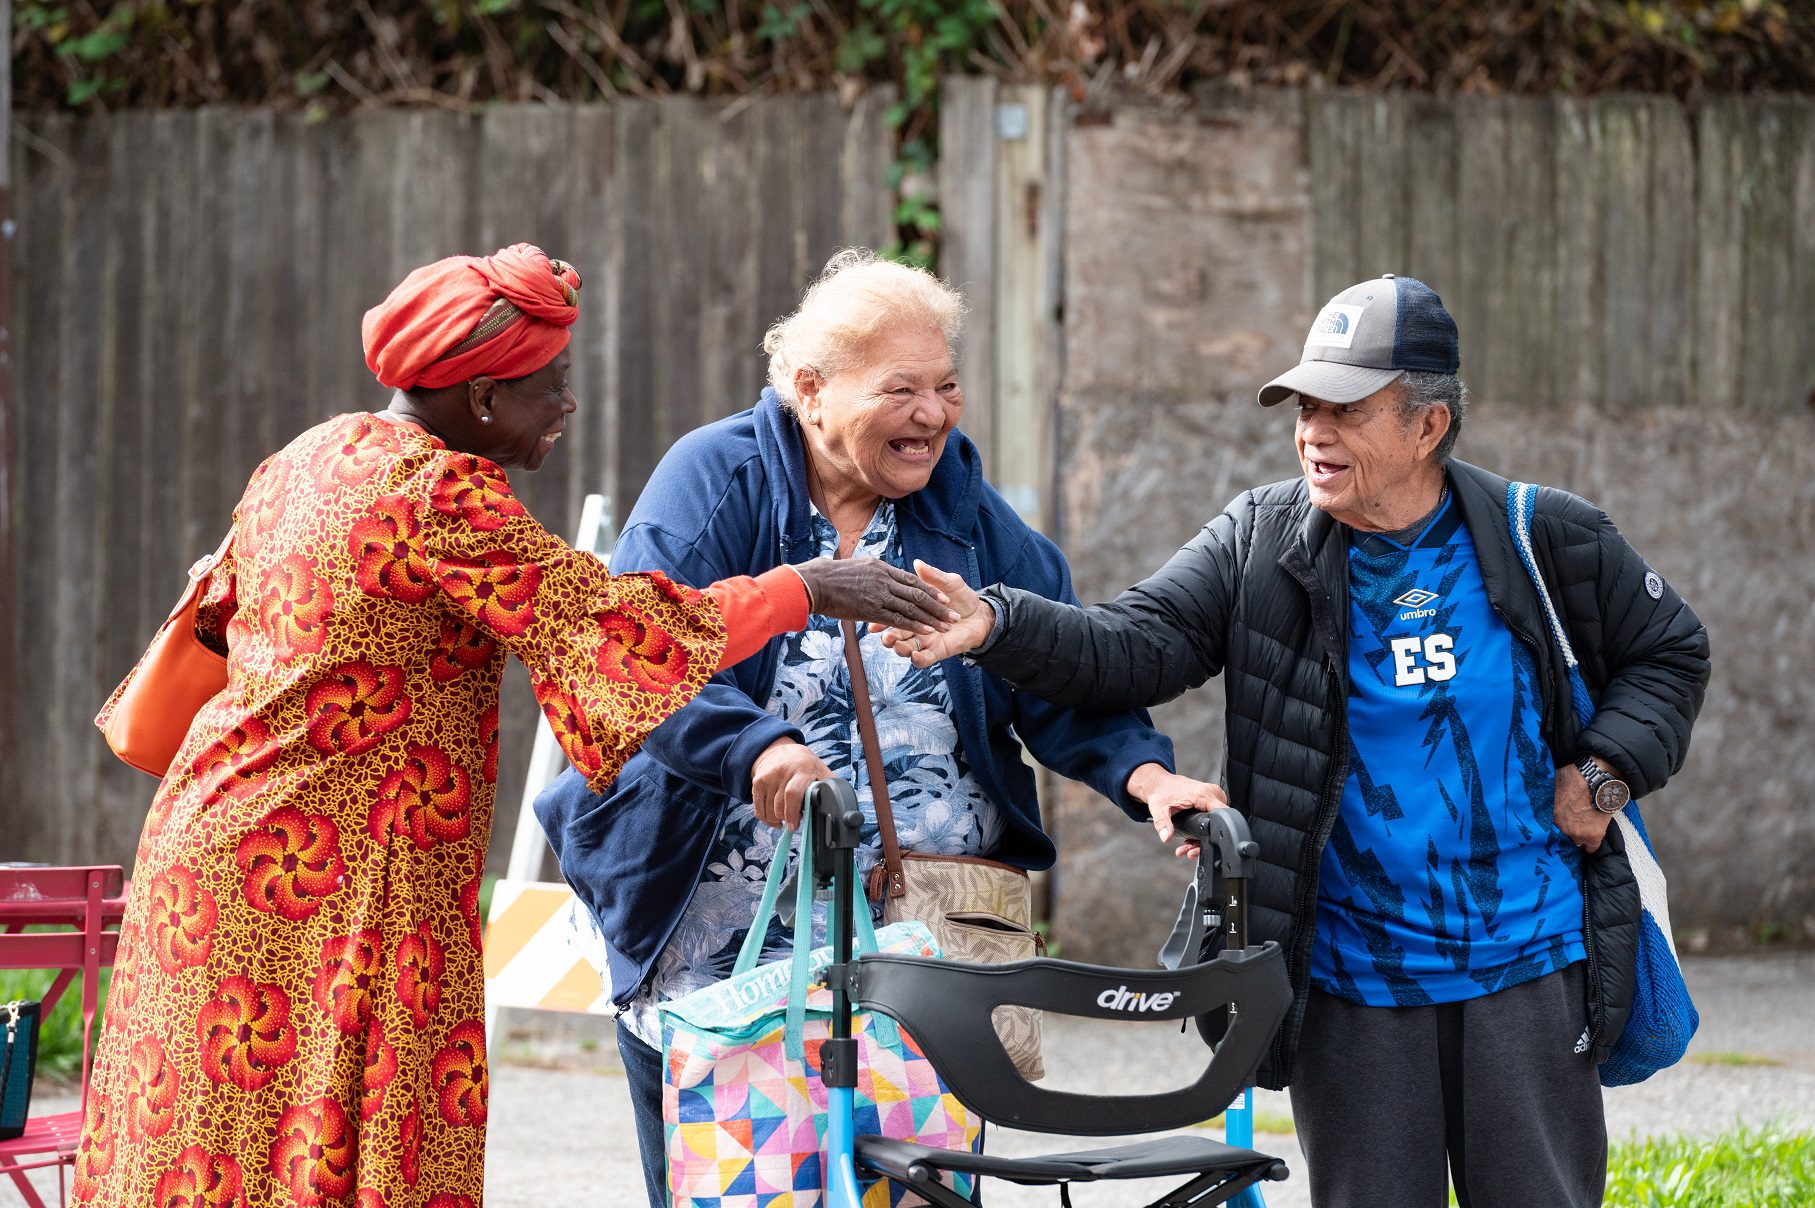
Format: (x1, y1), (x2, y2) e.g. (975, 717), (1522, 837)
(536, 249), (1182, 1204)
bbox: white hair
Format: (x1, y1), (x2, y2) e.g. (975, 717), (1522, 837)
(763, 249), (966, 409)
(1395, 371), (1469, 463)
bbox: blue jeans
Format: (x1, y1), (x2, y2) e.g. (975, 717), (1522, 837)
(617, 1025), (670, 1207)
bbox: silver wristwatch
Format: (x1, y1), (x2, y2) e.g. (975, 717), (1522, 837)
(1575, 754), (1630, 815)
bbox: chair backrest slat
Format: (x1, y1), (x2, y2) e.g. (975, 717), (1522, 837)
(0, 864), (128, 1110)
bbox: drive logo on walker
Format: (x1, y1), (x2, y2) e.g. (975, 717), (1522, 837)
(1096, 984), (1181, 1013)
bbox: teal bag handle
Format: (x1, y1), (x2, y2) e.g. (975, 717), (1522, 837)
(733, 824), (799, 976)
(728, 782), (893, 1066)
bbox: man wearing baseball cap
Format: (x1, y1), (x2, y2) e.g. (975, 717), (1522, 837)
(883, 275), (1711, 1207)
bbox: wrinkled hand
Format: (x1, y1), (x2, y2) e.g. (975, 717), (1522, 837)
(1554, 761), (1613, 853)
(1128, 763), (1229, 859)
(792, 556), (957, 632)
(873, 561), (993, 667)
(750, 738), (832, 829)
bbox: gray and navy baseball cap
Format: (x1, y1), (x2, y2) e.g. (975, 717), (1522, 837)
(1257, 274), (1459, 406)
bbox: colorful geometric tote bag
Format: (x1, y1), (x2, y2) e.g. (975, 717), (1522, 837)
(1508, 481), (1699, 1086)
(660, 822), (981, 1206)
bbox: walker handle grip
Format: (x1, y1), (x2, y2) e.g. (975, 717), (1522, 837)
(1176, 808), (1260, 882)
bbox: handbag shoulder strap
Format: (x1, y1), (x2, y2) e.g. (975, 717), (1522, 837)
(165, 523), (240, 621)
(841, 619), (906, 900)
(1506, 481), (1596, 726)
(1506, 483), (1576, 669)
(194, 523), (237, 580)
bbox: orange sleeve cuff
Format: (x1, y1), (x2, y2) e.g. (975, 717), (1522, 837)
(705, 566), (811, 671)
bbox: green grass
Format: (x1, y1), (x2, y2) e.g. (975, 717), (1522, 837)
(1603, 1126), (1814, 1207)
(0, 967), (111, 1084)
(1686, 1050), (1783, 1068)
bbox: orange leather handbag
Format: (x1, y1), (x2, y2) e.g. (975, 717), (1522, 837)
(95, 527), (236, 777)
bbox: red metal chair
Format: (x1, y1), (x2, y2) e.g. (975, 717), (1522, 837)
(0, 866), (127, 1208)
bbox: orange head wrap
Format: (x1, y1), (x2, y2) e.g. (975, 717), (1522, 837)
(361, 243), (583, 391)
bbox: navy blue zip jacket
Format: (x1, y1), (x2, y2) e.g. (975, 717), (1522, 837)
(534, 390), (1176, 1007)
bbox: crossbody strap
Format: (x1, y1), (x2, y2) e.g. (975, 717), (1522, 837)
(841, 619), (906, 900)
(1507, 481), (1596, 726)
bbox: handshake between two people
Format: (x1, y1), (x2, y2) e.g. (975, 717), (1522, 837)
(763, 557), (1230, 853)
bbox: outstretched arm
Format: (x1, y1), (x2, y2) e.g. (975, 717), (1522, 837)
(878, 506), (1247, 712)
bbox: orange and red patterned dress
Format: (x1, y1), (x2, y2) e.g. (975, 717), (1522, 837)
(78, 411), (727, 1208)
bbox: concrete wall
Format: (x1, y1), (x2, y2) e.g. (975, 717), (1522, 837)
(1042, 91), (1815, 962)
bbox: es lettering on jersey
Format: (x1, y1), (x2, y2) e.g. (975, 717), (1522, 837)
(1310, 495), (1585, 1007)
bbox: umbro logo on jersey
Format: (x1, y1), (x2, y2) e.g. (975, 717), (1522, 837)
(1393, 587), (1440, 620)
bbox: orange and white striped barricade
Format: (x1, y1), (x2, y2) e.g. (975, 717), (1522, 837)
(482, 879), (614, 1038)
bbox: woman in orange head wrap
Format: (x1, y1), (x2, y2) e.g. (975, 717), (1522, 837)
(80, 245), (953, 1208)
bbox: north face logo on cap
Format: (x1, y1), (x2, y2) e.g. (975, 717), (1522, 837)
(1310, 303), (1364, 349)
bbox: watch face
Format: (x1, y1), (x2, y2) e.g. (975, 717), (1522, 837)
(1595, 780), (1631, 812)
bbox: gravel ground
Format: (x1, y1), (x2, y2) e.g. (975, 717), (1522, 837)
(18, 953), (1813, 1207)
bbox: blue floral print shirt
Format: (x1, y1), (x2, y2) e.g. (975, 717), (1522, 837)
(623, 501), (1001, 1044)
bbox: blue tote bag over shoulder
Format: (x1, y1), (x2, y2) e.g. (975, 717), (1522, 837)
(1507, 481), (1698, 1087)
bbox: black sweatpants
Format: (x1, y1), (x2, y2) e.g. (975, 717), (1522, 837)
(1287, 963), (1606, 1208)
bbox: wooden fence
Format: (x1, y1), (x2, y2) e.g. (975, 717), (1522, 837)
(2, 96), (898, 863)
(1306, 92), (1815, 413)
(5, 85), (1813, 888)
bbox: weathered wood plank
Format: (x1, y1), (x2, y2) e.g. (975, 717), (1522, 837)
(181, 111), (231, 557)
(1647, 99), (1695, 409)
(1453, 98), (1514, 403)
(266, 116), (331, 449)
(1793, 105), (1815, 419)
(698, 101), (760, 425)
(1353, 94), (1409, 278)
(992, 83), (1052, 527)
(1552, 98), (1603, 406)
(1503, 100), (1557, 407)
(750, 96), (805, 363)
(1304, 91), (1359, 305)
(1693, 98), (1746, 409)
(1405, 95), (1459, 298)
(304, 117), (362, 411)
(798, 93), (845, 281)
(223, 111), (277, 503)
(50, 116), (108, 855)
(1738, 98), (1801, 412)
(939, 77), (998, 464)
(842, 87), (897, 254)
(141, 112), (198, 646)
(337, 111), (403, 410)
(562, 104), (618, 514)
(12, 115), (73, 857)
(1038, 84), (1069, 535)
(655, 97), (707, 452)
(613, 99), (662, 505)
(1597, 98), (1655, 408)
(93, 113), (160, 845)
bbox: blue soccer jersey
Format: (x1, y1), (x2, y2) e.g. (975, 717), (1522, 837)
(1310, 496), (1585, 1006)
